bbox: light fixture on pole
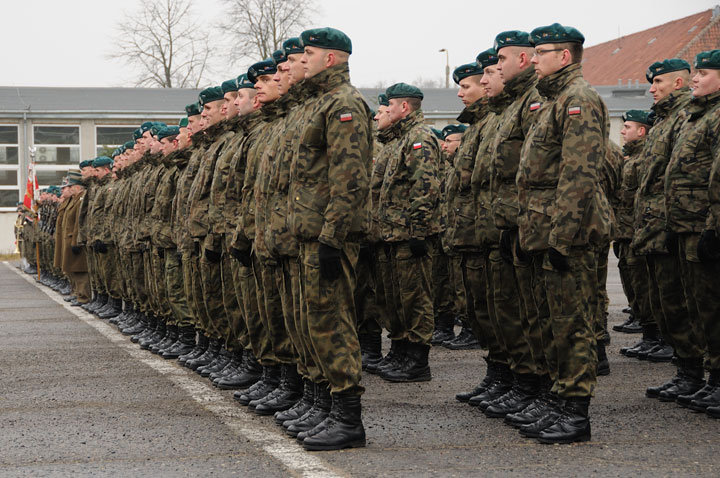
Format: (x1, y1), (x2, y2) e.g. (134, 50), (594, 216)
(439, 48), (450, 88)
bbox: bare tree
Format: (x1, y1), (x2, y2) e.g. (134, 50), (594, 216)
(221, 0), (316, 63)
(110, 0), (212, 88)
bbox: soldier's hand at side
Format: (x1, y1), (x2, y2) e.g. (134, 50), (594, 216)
(548, 247), (570, 272)
(157, 248), (165, 259)
(71, 245), (82, 255)
(499, 230), (514, 264)
(698, 230), (720, 262)
(612, 241), (620, 259)
(408, 238), (428, 258)
(230, 247), (251, 267)
(318, 243), (342, 281)
(96, 242), (108, 254)
(205, 248), (222, 263)
(514, 233), (530, 264)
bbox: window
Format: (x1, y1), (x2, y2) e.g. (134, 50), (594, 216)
(33, 125), (80, 165)
(96, 126), (136, 156)
(0, 125), (20, 211)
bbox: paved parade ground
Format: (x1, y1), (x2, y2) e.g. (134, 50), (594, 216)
(1, 257), (718, 477)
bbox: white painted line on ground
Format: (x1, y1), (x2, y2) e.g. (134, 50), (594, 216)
(5, 262), (344, 478)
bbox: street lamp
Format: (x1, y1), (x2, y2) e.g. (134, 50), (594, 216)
(439, 48), (450, 88)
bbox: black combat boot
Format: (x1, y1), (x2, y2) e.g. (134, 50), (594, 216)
(685, 370), (720, 411)
(431, 314), (456, 346)
(456, 358), (499, 402)
(380, 341), (431, 383)
(152, 325), (178, 354)
(99, 297), (123, 319)
(109, 301), (130, 325)
(301, 393), (366, 451)
(647, 342), (674, 363)
(211, 349), (243, 382)
(646, 372), (683, 398)
(596, 343), (610, 376)
(518, 393), (563, 438)
(82, 292), (101, 312)
(122, 313), (149, 336)
(443, 327), (481, 350)
(276, 380), (315, 425)
(254, 364), (304, 415)
(140, 320), (165, 350)
(621, 325), (659, 357)
(198, 347), (232, 377)
(161, 326), (196, 359)
(288, 385), (332, 439)
(506, 389), (558, 429)
(235, 365), (281, 406)
(132, 314), (157, 343)
(178, 332), (208, 365)
(536, 397), (591, 444)
(367, 339), (403, 374)
(221, 351), (262, 390)
(484, 373), (541, 418)
(612, 313), (635, 332)
(359, 333), (383, 370)
(186, 338), (221, 370)
(622, 318), (642, 333)
(469, 364), (513, 408)
(658, 358), (705, 402)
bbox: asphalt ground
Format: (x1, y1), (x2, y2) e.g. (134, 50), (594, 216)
(1, 257), (719, 477)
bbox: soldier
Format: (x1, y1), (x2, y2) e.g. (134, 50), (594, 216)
(632, 59), (706, 401)
(376, 82), (439, 383)
(668, 50), (720, 415)
(516, 23), (611, 443)
(60, 170), (91, 305)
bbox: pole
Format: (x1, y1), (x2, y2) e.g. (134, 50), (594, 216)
(439, 49), (450, 88)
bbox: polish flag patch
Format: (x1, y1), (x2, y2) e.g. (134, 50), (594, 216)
(339, 113), (353, 122)
(529, 102), (541, 111)
(568, 106), (581, 115)
(412, 142), (423, 150)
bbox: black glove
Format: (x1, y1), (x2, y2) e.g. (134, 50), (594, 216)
(230, 247), (252, 267)
(612, 241), (620, 259)
(157, 248), (165, 259)
(514, 233), (531, 264)
(665, 231), (678, 253)
(698, 230), (720, 262)
(193, 241), (200, 256)
(205, 248), (222, 263)
(95, 241), (108, 254)
(499, 230), (514, 264)
(548, 247), (570, 272)
(408, 238), (428, 257)
(176, 251), (184, 262)
(71, 245), (82, 255)
(318, 243), (342, 281)
(358, 246), (373, 264)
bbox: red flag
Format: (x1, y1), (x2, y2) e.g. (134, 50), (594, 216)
(23, 163), (37, 209)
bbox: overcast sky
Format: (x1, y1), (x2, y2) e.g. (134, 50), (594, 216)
(1, 0), (717, 89)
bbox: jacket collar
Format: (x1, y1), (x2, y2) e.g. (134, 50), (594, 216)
(536, 63), (584, 99)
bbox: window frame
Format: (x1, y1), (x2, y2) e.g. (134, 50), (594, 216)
(95, 124), (137, 156)
(0, 123), (20, 211)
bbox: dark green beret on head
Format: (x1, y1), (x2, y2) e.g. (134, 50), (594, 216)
(695, 49), (720, 69)
(645, 58), (691, 82)
(111, 148), (121, 158)
(622, 109), (653, 126)
(247, 59), (277, 83)
(124, 140), (135, 150)
(453, 62), (483, 84)
(79, 159), (93, 169)
(378, 93), (389, 107)
(185, 102), (201, 117)
(198, 86), (224, 106)
(476, 48), (499, 69)
(494, 30), (532, 51)
(272, 49), (287, 65)
(132, 128), (143, 140)
(530, 23), (585, 46)
(431, 128), (444, 140)
(442, 124), (467, 138)
(92, 156), (113, 168)
(236, 73), (254, 90)
(300, 27), (352, 54)
(386, 83), (424, 100)
(150, 122), (167, 136)
(140, 121), (154, 133)
(283, 37), (304, 56)
(157, 126), (180, 140)
(179, 117), (189, 128)
(221, 78), (239, 94)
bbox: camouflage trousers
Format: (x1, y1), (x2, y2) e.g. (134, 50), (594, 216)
(237, 253), (274, 365)
(534, 248), (597, 398)
(448, 252), (468, 327)
(430, 236), (456, 323)
(355, 246), (382, 337)
(381, 240), (435, 345)
(298, 241), (363, 395)
(371, 242), (390, 333)
(594, 243), (610, 345)
(280, 256), (318, 379)
(181, 251), (203, 331)
(164, 248), (193, 327)
(616, 240), (653, 327)
(199, 244), (232, 344)
(86, 248), (101, 294)
(645, 252), (705, 361)
(117, 249), (133, 303)
(678, 234), (718, 369)
(129, 251), (149, 314)
(257, 260), (295, 365)
(219, 237), (243, 351)
(146, 247), (172, 319)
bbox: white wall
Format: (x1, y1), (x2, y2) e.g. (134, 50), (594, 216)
(0, 212), (18, 254)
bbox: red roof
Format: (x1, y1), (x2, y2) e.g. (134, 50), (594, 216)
(582, 8), (720, 85)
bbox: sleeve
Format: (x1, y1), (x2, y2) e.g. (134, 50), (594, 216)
(405, 132), (440, 239)
(706, 113), (720, 233)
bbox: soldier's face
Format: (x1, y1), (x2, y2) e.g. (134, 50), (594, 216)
(160, 137), (175, 156)
(187, 115), (200, 135)
(649, 73), (677, 103)
(497, 46), (525, 82)
(235, 89), (256, 116)
(692, 68), (720, 97)
(443, 133), (462, 155)
(273, 62), (292, 95)
(287, 54), (305, 85)
(222, 92), (239, 119)
(96, 167), (110, 178)
(480, 66), (504, 97)
(531, 46), (566, 79)
(150, 137), (163, 154)
(301, 46), (328, 79)
(374, 105), (392, 130)
(620, 121), (645, 144)
(177, 128), (190, 149)
(255, 75), (280, 104)
(201, 100), (224, 127)
(80, 167), (93, 180)
(457, 76), (484, 106)
(386, 98), (409, 124)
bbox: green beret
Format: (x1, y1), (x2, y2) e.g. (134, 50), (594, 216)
(386, 83), (424, 100)
(272, 49), (287, 65)
(236, 73), (255, 89)
(92, 156), (113, 168)
(300, 27), (352, 54)
(441, 124), (467, 138)
(530, 23), (585, 46)
(695, 49), (720, 69)
(453, 62), (483, 84)
(132, 128), (143, 140)
(179, 117), (189, 128)
(378, 94), (389, 107)
(622, 110), (653, 126)
(185, 102), (201, 117)
(247, 59), (277, 83)
(645, 58), (691, 82)
(149, 122), (166, 137)
(157, 126), (180, 140)
(283, 37), (304, 56)
(111, 148), (119, 158)
(123, 140), (135, 150)
(198, 86), (224, 106)
(79, 159), (94, 169)
(67, 170), (83, 186)
(494, 30), (532, 51)
(221, 78), (239, 94)
(431, 128), (444, 140)
(140, 121), (154, 133)
(476, 48), (499, 70)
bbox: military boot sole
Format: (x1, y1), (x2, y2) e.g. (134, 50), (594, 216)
(537, 429), (591, 444)
(302, 436), (366, 451)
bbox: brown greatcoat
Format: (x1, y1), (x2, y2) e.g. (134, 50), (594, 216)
(61, 193), (88, 273)
(53, 199), (69, 271)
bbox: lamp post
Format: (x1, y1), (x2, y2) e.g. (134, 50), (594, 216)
(439, 48), (449, 88)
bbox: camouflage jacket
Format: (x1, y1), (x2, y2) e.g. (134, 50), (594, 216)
(471, 98), (503, 247)
(666, 90), (720, 234)
(87, 176), (111, 244)
(631, 88), (692, 254)
(517, 64), (612, 254)
(171, 140), (205, 254)
(368, 124), (400, 244)
(111, 164), (138, 249)
(491, 67), (543, 231)
(601, 142), (623, 240)
(377, 109), (439, 242)
(288, 63), (373, 248)
(206, 116), (243, 245)
(615, 139), (645, 241)
(136, 154), (165, 245)
(150, 149), (191, 249)
(446, 99), (491, 250)
(76, 177), (98, 246)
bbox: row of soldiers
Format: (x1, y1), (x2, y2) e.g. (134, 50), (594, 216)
(16, 23), (720, 449)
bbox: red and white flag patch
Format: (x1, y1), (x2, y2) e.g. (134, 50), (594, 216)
(529, 102), (541, 111)
(568, 106), (581, 115)
(339, 112), (353, 122)
(412, 142), (423, 150)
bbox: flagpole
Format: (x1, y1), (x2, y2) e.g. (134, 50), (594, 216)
(29, 147), (40, 279)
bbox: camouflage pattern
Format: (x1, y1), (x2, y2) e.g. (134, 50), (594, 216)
(615, 139), (645, 241)
(369, 124), (400, 244)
